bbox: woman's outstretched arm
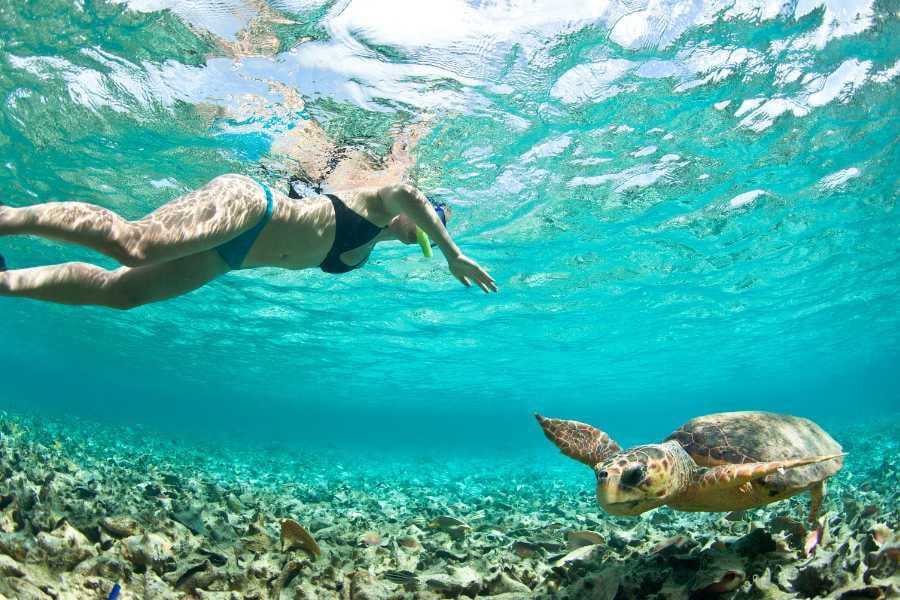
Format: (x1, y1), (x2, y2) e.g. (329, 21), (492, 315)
(378, 184), (497, 293)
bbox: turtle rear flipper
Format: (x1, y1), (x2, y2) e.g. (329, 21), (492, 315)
(535, 414), (621, 468)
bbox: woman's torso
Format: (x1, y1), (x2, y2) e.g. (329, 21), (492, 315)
(242, 187), (389, 270)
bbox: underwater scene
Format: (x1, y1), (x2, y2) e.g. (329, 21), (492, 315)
(1, 0), (898, 598)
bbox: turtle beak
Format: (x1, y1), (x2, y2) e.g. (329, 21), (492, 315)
(594, 468), (624, 507)
(594, 465), (657, 515)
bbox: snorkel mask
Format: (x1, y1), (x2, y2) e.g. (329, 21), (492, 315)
(416, 203), (447, 258)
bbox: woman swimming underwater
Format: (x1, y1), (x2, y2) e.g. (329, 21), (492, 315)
(0, 128), (496, 308)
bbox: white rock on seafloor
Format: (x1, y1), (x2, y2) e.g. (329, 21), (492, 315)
(72, 552), (132, 581)
(484, 572), (531, 595)
(0, 578), (50, 600)
(156, 517), (198, 547)
(248, 554), (280, 581)
(37, 471), (77, 504)
(120, 532), (174, 573)
(6, 475), (38, 511)
(100, 516), (142, 539)
(0, 531), (28, 561)
(347, 570), (393, 600)
(138, 569), (183, 600)
(0, 510), (16, 534)
(196, 591), (242, 600)
(36, 521), (96, 568)
(0, 554), (25, 578)
(553, 543), (602, 567)
(426, 565), (483, 597)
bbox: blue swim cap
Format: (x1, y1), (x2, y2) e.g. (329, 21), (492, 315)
(433, 204), (447, 226)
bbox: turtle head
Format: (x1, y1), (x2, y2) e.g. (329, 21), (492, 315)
(593, 442), (687, 516)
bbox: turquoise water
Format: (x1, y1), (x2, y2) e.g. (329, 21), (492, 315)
(1, 0), (898, 455)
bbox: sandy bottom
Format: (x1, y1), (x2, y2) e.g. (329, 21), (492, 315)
(0, 410), (897, 599)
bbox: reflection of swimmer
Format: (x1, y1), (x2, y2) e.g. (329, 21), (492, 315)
(0, 132), (496, 309)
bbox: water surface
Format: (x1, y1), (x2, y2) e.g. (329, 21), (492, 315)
(2, 0), (898, 453)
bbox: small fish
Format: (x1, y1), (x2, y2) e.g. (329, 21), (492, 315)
(553, 544), (601, 567)
(650, 535), (689, 555)
(281, 519), (321, 559)
(701, 570), (745, 594)
(861, 505), (880, 518)
(871, 524), (893, 547)
(804, 528), (822, 556)
(434, 548), (467, 561)
(358, 531), (383, 546)
(566, 530), (604, 549)
(197, 547), (228, 567)
(384, 570), (419, 586)
(428, 516), (471, 531)
(512, 540), (542, 558)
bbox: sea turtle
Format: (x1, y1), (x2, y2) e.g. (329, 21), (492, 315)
(536, 412), (843, 523)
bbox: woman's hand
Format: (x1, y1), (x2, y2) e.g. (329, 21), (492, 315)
(447, 254), (498, 293)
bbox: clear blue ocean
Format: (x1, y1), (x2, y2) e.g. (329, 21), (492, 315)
(1, 2), (898, 598)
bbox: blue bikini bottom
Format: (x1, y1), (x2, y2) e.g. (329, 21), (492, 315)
(215, 178), (274, 270)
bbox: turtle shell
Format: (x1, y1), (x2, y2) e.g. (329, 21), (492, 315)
(664, 411), (843, 489)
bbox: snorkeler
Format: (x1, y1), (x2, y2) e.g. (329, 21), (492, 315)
(0, 125), (496, 308)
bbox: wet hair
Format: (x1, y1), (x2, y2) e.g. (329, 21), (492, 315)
(288, 173), (323, 198)
(427, 197), (449, 226)
(432, 204), (447, 226)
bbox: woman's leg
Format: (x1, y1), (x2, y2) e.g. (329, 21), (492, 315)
(0, 174), (267, 267)
(0, 250), (229, 309)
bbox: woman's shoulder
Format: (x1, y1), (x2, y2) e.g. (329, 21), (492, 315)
(330, 186), (384, 206)
(331, 187), (394, 224)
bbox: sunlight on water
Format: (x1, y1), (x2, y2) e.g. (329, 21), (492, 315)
(1, 0), (897, 449)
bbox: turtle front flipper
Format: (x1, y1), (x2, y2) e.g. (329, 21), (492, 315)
(694, 453), (845, 492)
(535, 414), (621, 468)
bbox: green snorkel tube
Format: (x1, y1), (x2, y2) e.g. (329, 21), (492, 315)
(416, 204), (446, 259)
(416, 227), (434, 258)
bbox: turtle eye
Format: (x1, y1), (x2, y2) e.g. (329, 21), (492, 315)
(596, 470), (608, 481)
(621, 465), (646, 487)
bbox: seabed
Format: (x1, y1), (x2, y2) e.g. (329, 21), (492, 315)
(0, 410), (897, 599)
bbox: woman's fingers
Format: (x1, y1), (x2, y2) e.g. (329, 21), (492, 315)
(470, 265), (497, 292)
(476, 267), (498, 292)
(471, 273), (494, 293)
(470, 269), (496, 292)
(448, 255), (498, 292)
